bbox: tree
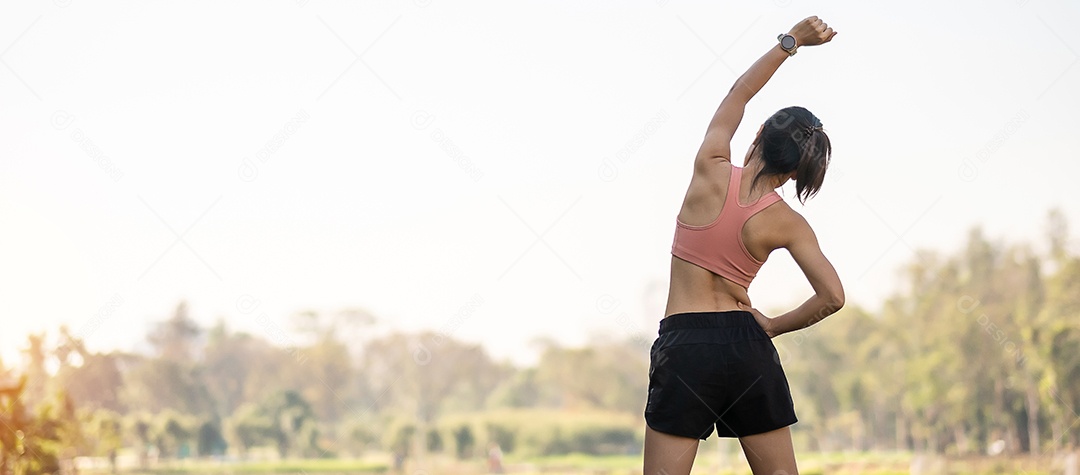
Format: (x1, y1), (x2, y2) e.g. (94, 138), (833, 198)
(148, 301), (201, 362)
(224, 403), (273, 459)
(426, 428), (444, 453)
(84, 409), (123, 472)
(452, 424), (474, 459)
(342, 418), (381, 457)
(54, 352), (125, 413)
(1041, 220), (1080, 450)
(195, 419), (227, 457)
(261, 390), (320, 458)
(202, 321), (290, 418)
(532, 339), (648, 412)
(153, 409), (194, 460)
(21, 333), (49, 408)
(121, 356), (212, 415)
(0, 378), (70, 474)
(361, 332), (504, 427)
(126, 412), (153, 468)
(487, 367), (542, 408)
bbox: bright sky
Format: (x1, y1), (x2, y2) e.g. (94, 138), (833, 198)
(2, 0), (1078, 367)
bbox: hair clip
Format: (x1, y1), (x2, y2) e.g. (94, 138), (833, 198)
(804, 124), (823, 137)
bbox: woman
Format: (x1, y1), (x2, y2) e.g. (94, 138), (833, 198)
(643, 16), (843, 475)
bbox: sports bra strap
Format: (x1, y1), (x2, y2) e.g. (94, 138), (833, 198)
(726, 165), (743, 206)
(728, 165), (781, 211)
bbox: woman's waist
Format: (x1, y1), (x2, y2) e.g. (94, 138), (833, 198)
(664, 291), (750, 319)
(658, 310), (758, 334)
(668, 258), (753, 306)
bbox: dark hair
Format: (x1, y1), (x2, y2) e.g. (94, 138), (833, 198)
(749, 106), (832, 204)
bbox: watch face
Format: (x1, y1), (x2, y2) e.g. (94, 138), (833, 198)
(781, 35), (796, 49)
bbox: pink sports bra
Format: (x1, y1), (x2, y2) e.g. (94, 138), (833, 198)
(671, 165), (783, 288)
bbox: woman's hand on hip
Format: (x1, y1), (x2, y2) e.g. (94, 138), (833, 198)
(738, 302), (778, 338)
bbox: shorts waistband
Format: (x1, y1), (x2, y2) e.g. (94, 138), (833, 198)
(659, 311), (756, 334)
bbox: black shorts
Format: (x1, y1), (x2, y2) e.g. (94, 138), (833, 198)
(644, 311), (797, 439)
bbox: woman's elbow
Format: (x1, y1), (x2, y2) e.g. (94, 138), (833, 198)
(826, 289), (845, 313)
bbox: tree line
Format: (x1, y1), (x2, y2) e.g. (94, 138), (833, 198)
(778, 209), (1079, 455)
(1, 209), (1077, 471)
(1, 300), (651, 471)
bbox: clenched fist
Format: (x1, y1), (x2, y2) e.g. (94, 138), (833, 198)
(788, 16), (837, 46)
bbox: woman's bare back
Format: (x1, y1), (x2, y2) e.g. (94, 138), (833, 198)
(664, 160), (793, 317)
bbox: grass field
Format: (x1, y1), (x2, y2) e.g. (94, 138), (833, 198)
(76, 450), (1068, 474)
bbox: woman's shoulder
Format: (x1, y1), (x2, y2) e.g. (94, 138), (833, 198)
(754, 198), (810, 235)
(687, 157), (734, 197)
(692, 155), (734, 177)
(763, 198), (802, 224)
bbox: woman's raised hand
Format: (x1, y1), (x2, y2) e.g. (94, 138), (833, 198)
(788, 16), (837, 46)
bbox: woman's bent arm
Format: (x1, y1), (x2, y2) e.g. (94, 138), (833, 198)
(749, 210), (844, 337)
(769, 292), (844, 337)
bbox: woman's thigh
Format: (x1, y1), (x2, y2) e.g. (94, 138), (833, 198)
(643, 424), (700, 475)
(738, 426), (798, 475)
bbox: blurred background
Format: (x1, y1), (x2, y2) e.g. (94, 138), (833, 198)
(1, 0), (1078, 473)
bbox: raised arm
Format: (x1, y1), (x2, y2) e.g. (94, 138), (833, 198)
(695, 16), (837, 163)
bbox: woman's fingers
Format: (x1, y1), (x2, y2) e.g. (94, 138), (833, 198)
(792, 16), (835, 46)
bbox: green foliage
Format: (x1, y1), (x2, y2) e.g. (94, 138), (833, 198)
(451, 424), (474, 459)
(154, 409), (195, 459)
(196, 420), (227, 457)
(263, 390), (320, 458)
(442, 409), (642, 458)
(530, 342), (649, 413)
(425, 428), (444, 453)
(0, 376), (64, 474)
(512, 413), (640, 456)
(224, 403), (273, 457)
(342, 418), (381, 456)
(220, 390), (321, 459)
(125, 411), (154, 468)
(487, 421), (517, 454)
(389, 423), (416, 457)
(486, 367), (541, 408)
(82, 408), (123, 460)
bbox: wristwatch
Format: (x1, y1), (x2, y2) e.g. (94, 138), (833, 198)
(777, 33), (798, 56)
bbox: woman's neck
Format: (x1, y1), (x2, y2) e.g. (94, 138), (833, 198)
(743, 156), (786, 192)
